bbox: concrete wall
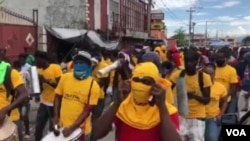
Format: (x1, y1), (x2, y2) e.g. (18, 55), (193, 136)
(2, 0), (89, 52)
(2, 0), (88, 29)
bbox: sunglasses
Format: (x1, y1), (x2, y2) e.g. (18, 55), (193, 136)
(132, 76), (156, 86)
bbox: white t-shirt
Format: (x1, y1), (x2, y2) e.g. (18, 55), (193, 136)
(20, 71), (32, 94)
(21, 63), (31, 72)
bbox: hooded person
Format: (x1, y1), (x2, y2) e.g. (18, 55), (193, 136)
(168, 47), (181, 68)
(92, 62), (180, 141)
(141, 52), (175, 105)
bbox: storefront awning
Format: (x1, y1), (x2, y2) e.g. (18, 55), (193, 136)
(45, 26), (120, 50)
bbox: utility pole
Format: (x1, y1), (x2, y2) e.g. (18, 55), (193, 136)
(187, 7), (195, 47)
(147, 0), (153, 37)
(187, 6), (202, 47)
(205, 21), (215, 46)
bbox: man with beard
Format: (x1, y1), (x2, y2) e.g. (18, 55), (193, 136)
(170, 49), (212, 141)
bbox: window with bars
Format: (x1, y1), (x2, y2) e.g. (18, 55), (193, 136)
(112, 0), (148, 33)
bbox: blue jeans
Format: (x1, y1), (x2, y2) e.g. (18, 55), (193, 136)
(205, 118), (221, 141)
(226, 93), (238, 113)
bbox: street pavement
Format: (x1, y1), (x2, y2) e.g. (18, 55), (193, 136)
(26, 100), (115, 141)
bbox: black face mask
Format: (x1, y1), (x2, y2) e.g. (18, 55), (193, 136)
(216, 60), (225, 67)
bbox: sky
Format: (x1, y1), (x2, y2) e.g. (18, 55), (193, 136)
(153, 0), (250, 39)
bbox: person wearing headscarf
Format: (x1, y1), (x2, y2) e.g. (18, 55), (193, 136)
(92, 62), (180, 141)
(167, 47), (181, 68)
(141, 52), (174, 105)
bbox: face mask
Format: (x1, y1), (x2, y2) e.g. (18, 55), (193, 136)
(131, 81), (151, 104)
(216, 60), (225, 67)
(73, 64), (91, 80)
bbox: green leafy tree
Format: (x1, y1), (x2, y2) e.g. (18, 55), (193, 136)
(242, 36), (250, 46)
(171, 27), (188, 47)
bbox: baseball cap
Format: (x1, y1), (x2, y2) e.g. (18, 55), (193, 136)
(73, 51), (92, 65)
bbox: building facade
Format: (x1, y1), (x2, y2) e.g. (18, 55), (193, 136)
(150, 10), (167, 39)
(2, 0), (89, 29)
(219, 36), (237, 47)
(1, 0), (151, 51)
(110, 0), (149, 48)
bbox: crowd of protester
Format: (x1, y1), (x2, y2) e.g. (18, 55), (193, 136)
(0, 44), (250, 141)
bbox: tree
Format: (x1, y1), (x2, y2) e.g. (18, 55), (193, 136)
(242, 36), (250, 46)
(171, 27), (188, 47)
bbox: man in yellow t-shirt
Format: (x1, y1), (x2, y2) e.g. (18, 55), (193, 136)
(0, 50), (28, 141)
(34, 51), (63, 141)
(170, 49), (212, 141)
(203, 64), (228, 141)
(214, 49), (238, 113)
(54, 51), (101, 140)
(91, 54), (109, 141)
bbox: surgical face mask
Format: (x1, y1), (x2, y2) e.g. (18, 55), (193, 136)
(73, 64), (92, 80)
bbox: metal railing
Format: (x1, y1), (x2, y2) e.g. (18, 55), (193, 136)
(0, 7), (36, 26)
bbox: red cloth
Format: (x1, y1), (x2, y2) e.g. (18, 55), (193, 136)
(114, 113), (179, 141)
(172, 53), (181, 67)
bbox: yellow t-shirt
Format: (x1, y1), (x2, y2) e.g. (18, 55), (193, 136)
(215, 65), (238, 91)
(161, 79), (175, 105)
(206, 82), (227, 118)
(170, 71), (212, 118)
(55, 73), (101, 135)
(0, 69), (24, 121)
(168, 68), (182, 97)
(180, 52), (184, 67)
(67, 61), (73, 72)
(38, 64), (63, 104)
(92, 60), (109, 99)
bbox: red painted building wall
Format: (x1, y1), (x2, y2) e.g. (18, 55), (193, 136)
(100, 0), (108, 31)
(88, 0), (95, 30)
(87, 0), (108, 31)
(0, 24), (37, 62)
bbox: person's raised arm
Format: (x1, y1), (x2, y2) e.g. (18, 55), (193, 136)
(151, 84), (181, 141)
(92, 80), (130, 140)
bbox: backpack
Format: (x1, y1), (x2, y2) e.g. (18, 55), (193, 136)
(172, 70), (204, 93)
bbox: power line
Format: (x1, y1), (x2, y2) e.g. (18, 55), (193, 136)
(157, 0), (188, 25)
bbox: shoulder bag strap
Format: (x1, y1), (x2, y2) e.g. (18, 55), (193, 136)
(87, 79), (94, 105)
(198, 71), (204, 94)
